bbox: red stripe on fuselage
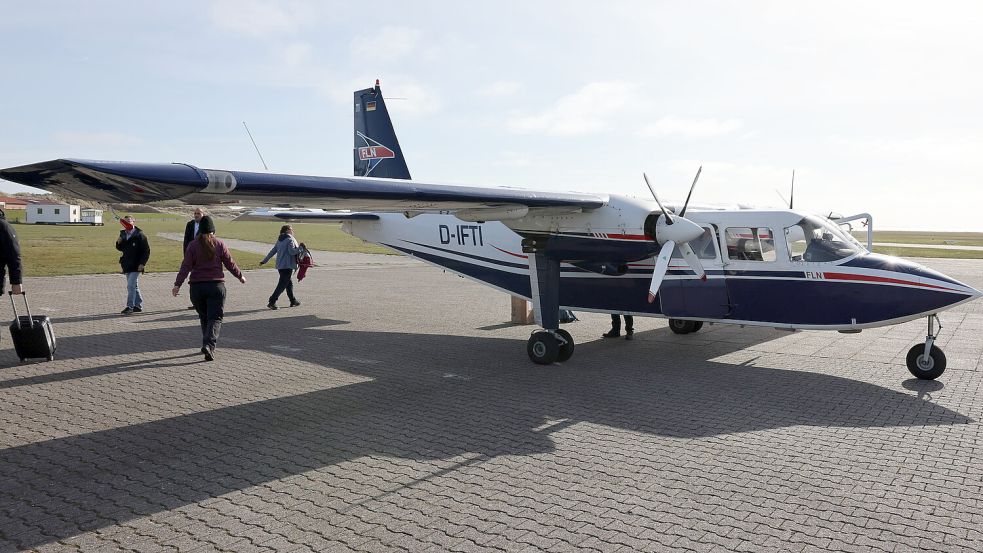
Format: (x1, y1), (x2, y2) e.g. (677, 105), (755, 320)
(823, 272), (960, 292)
(493, 245), (528, 259)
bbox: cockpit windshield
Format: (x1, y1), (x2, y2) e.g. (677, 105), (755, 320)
(785, 215), (863, 263)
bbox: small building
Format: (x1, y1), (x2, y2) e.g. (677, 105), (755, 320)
(26, 201), (81, 224)
(0, 196), (28, 211)
(80, 209), (103, 225)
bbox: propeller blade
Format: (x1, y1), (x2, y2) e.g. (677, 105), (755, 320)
(643, 172), (673, 224)
(647, 241), (676, 303)
(677, 242), (707, 281)
(678, 165), (702, 217)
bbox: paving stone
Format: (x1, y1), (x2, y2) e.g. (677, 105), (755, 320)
(0, 256), (981, 552)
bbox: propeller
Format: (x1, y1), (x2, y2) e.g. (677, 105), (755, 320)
(642, 171), (708, 303)
(678, 165), (702, 217)
(643, 173), (673, 224)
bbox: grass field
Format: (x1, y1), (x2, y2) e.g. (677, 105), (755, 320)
(871, 245), (983, 259)
(13, 216), (387, 277)
(216, 221), (391, 255)
(855, 230), (983, 247)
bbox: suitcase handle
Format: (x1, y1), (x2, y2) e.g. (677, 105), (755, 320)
(9, 291), (34, 329)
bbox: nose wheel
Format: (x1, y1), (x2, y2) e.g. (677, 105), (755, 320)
(906, 314), (947, 380)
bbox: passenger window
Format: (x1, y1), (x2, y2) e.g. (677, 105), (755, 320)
(726, 227), (776, 261)
(671, 227), (719, 261)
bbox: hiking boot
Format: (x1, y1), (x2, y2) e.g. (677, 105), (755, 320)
(267, 302), (278, 310)
(121, 307), (133, 315)
(602, 330), (620, 338)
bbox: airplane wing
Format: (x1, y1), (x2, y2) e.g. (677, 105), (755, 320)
(0, 158), (607, 220)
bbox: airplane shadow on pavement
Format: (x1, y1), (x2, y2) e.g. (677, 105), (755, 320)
(0, 314), (972, 550)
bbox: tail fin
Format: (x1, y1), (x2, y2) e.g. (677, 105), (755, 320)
(354, 80), (411, 179)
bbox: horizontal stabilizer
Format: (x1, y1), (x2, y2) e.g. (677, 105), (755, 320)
(233, 209), (380, 222)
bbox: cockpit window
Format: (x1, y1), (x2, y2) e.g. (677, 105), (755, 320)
(785, 215), (862, 263)
(726, 227), (776, 261)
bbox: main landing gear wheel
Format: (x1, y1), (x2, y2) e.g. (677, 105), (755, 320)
(668, 319), (703, 334)
(906, 314), (946, 380)
(555, 329), (575, 363)
(527, 331), (560, 365)
(906, 345), (946, 380)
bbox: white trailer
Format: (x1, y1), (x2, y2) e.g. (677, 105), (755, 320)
(26, 203), (81, 224)
(80, 209), (103, 224)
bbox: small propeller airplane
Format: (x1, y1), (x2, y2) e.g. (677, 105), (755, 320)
(2, 81), (980, 379)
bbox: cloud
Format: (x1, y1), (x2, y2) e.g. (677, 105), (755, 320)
(507, 81), (639, 136)
(831, 135), (983, 165)
(350, 26), (422, 63)
(638, 116), (743, 139)
(208, 0), (318, 37)
(387, 82), (441, 116)
(280, 42), (313, 67)
(52, 132), (143, 147)
(479, 81), (521, 97)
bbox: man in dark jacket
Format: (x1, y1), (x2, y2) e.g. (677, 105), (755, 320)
(115, 215), (150, 314)
(183, 207), (205, 252)
(0, 209), (24, 295)
(182, 208), (204, 308)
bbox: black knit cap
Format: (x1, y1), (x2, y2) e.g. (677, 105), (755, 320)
(199, 215), (216, 234)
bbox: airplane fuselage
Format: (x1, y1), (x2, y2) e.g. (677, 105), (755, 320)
(344, 197), (979, 331)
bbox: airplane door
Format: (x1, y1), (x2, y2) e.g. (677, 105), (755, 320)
(658, 226), (731, 319)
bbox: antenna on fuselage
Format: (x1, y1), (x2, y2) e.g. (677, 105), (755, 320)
(242, 121), (269, 171)
(789, 169), (795, 209)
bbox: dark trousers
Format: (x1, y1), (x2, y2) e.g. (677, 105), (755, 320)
(610, 314), (634, 333)
(190, 281), (226, 351)
(269, 269), (296, 304)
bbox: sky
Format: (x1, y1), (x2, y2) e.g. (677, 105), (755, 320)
(1, 1), (981, 231)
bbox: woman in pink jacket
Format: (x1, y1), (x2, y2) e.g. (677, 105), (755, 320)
(172, 216), (246, 361)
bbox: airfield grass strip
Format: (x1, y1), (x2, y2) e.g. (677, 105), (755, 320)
(14, 217), (389, 277)
(856, 230), (983, 247)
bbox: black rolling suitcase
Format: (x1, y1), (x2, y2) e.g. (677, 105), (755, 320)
(8, 291), (56, 362)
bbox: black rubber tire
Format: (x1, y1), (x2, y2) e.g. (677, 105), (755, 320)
(527, 331), (560, 365)
(669, 319), (698, 334)
(906, 344), (947, 380)
(691, 321), (704, 333)
(555, 329), (575, 363)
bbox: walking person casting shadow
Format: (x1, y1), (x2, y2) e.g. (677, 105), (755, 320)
(171, 216), (246, 362)
(261, 224), (303, 310)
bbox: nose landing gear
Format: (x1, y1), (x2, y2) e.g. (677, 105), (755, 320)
(906, 314), (947, 380)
